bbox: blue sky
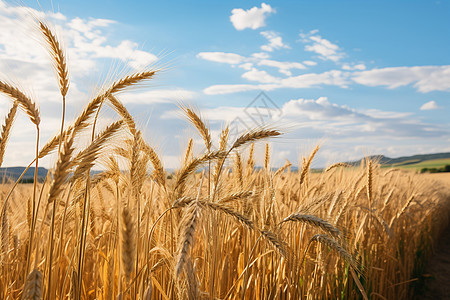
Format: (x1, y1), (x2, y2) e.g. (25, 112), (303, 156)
(0, 1), (449, 168)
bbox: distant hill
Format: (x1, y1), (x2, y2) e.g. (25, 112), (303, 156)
(347, 152), (450, 167)
(0, 167), (48, 183)
(0, 167), (104, 183)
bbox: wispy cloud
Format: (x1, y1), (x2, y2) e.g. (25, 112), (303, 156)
(230, 3), (275, 31)
(342, 63), (366, 70)
(300, 30), (344, 62)
(196, 52), (246, 64)
(203, 70), (350, 95)
(257, 59), (305, 76)
(420, 100), (442, 110)
(260, 31), (290, 52)
(197, 51), (311, 78)
(352, 66), (450, 92)
(119, 89), (196, 105)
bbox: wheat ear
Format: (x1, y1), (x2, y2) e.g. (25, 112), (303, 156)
(21, 269), (43, 300)
(304, 234), (357, 269)
(47, 134), (75, 203)
(108, 95), (136, 135)
(280, 214), (341, 239)
(175, 150), (226, 198)
(234, 152), (243, 188)
(366, 160), (373, 205)
(141, 140), (166, 189)
(299, 145), (320, 186)
(200, 201), (254, 230)
(0, 81), (40, 126)
(0, 101), (18, 167)
(1, 205), (9, 255)
(72, 120), (123, 181)
(184, 138), (193, 165)
(231, 128), (281, 151)
(274, 160), (292, 177)
(260, 230), (289, 258)
(213, 127), (229, 186)
(264, 143), (270, 170)
(181, 105), (211, 151)
(218, 191), (254, 204)
(176, 201), (200, 276)
(325, 162), (349, 172)
(121, 205), (135, 280)
(39, 21), (69, 97)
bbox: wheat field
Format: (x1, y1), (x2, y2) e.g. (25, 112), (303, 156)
(0, 19), (449, 300)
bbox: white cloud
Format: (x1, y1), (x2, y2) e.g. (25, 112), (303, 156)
(352, 65), (450, 92)
(197, 51), (309, 77)
(420, 100), (442, 111)
(279, 97), (448, 139)
(258, 59), (305, 76)
(119, 89), (196, 105)
(281, 70), (350, 89)
(230, 3), (275, 30)
(303, 60), (317, 66)
(242, 68), (281, 83)
(251, 52), (270, 59)
(203, 83), (278, 95)
(239, 63), (254, 70)
(301, 30), (344, 62)
(342, 63), (366, 70)
(203, 70), (350, 95)
(260, 31), (290, 52)
(197, 52), (246, 64)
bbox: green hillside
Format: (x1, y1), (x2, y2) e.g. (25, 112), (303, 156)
(391, 158), (450, 171)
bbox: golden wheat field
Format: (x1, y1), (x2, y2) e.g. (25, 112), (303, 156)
(0, 19), (449, 300)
